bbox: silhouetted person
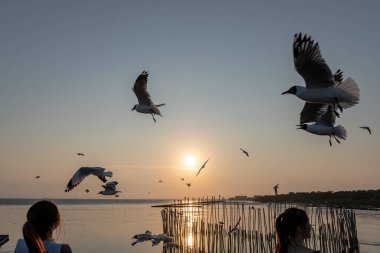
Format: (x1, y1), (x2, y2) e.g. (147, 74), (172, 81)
(275, 208), (319, 253)
(15, 200), (72, 253)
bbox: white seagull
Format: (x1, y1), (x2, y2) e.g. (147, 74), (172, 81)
(65, 167), (113, 192)
(131, 70), (166, 123)
(297, 104), (347, 146)
(282, 33), (360, 118)
(98, 181), (121, 195)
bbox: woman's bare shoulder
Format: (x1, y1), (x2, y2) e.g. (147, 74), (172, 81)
(60, 244), (73, 253)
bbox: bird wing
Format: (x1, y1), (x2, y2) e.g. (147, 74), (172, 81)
(65, 167), (105, 192)
(227, 217), (241, 235)
(293, 33), (335, 88)
(132, 70), (154, 106)
(316, 105), (335, 127)
(333, 69), (344, 86)
(300, 103), (329, 124)
(195, 167), (203, 177)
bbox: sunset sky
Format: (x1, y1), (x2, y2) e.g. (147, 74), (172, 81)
(1, 0), (379, 199)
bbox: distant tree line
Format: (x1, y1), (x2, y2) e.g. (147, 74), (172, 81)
(252, 189), (380, 210)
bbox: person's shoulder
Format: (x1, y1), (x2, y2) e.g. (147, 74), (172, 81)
(60, 244), (72, 253)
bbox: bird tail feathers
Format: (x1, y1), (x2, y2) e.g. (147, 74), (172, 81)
(334, 125), (347, 140)
(336, 77), (360, 109)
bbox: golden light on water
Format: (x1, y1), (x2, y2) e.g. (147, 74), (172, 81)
(187, 234), (193, 246)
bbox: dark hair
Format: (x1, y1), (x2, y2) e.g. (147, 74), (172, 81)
(275, 207), (309, 253)
(22, 200), (61, 253)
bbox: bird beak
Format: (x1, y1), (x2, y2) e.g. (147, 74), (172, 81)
(296, 124), (302, 129)
(131, 107), (135, 111)
(281, 90), (289, 95)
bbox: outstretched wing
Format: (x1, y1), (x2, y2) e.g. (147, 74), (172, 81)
(300, 103), (329, 124)
(65, 167), (106, 192)
(132, 71), (154, 106)
(316, 105), (335, 127)
(293, 33), (335, 88)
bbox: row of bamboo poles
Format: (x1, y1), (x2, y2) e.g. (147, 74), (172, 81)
(160, 197), (359, 253)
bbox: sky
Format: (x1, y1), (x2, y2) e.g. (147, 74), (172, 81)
(0, 0), (379, 199)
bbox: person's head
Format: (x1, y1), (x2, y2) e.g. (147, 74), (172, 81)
(22, 200), (61, 253)
(275, 207), (311, 253)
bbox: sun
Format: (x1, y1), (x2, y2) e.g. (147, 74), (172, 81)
(184, 155), (197, 169)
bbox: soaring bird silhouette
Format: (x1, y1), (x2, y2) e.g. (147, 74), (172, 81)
(158, 180), (163, 183)
(85, 189), (90, 193)
(65, 167), (113, 192)
(273, 184), (279, 195)
(225, 217), (241, 236)
(186, 183), (191, 187)
(196, 157), (211, 177)
(282, 33), (360, 118)
(240, 148), (249, 157)
(35, 176), (40, 179)
(76, 152), (85, 156)
(359, 126), (371, 134)
(131, 70), (166, 123)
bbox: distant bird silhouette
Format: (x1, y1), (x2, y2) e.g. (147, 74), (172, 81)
(240, 148), (249, 157)
(186, 183), (191, 187)
(131, 70), (166, 123)
(196, 157), (210, 177)
(98, 181), (121, 195)
(35, 176), (40, 179)
(158, 180), (163, 183)
(273, 184), (279, 195)
(359, 126), (371, 134)
(65, 167), (113, 192)
(180, 178), (184, 181)
(85, 189), (90, 193)
(77, 152), (85, 156)
(225, 217), (241, 236)
(282, 33), (360, 118)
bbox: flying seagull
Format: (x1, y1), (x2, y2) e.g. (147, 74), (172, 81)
(196, 157), (211, 177)
(240, 148), (249, 157)
(65, 167), (113, 192)
(98, 181), (121, 195)
(180, 178), (185, 181)
(299, 69), (344, 124)
(282, 33), (360, 118)
(297, 104), (347, 146)
(186, 183), (191, 187)
(131, 70), (166, 123)
(359, 126), (371, 134)
(35, 176), (40, 179)
(131, 230), (153, 246)
(85, 189), (90, 193)
(273, 184), (279, 195)
(77, 152), (85, 156)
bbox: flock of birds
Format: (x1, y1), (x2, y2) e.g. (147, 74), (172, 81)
(31, 33), (374, 200)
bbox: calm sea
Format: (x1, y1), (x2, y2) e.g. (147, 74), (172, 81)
(0, 199), (379, 253)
